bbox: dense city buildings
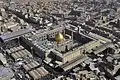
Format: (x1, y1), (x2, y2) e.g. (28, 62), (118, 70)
(0, 0), (120, 80)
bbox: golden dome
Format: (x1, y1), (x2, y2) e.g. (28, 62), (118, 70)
(55, 32), (64, 43)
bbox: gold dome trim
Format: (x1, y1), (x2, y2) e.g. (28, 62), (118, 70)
(55, 32), (64, 43)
